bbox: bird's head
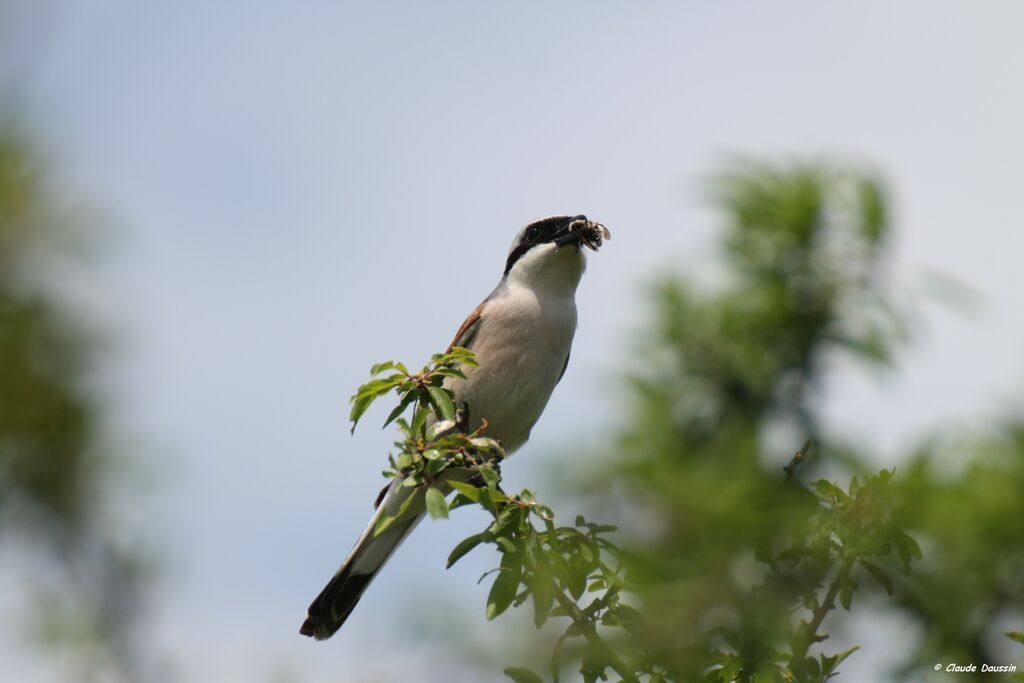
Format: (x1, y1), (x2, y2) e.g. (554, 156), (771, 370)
(503, 215), (610, 291)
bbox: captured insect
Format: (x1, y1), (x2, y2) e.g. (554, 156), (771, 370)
(568, 217), (612, 252)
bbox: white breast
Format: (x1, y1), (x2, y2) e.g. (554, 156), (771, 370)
(448, 283), (577, 454)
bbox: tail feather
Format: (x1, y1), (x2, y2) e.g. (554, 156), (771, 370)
(300, 481), (425, 640)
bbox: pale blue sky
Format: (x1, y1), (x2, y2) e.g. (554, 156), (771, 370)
(5, 2), (1024, 681)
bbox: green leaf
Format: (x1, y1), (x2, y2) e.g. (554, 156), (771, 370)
(425, 487), (449, 520)
(449, 494), (476, 510)
(410, 403), (429, 438)
(1007, 631), (1024, 645)
(426, 457), (446, 476)
(354, 375), (405, 403)
(469, 436), (502, 451)
(812, 479), (848, 502)
(496, 537), (517, 553)
(489, 506), (521, 535)
(382, 391), (418, 429)
(531, 571), (555, 628)
(549, 633), (569, 683)
(478, 464), (501, 489)
(448, 480), (481, 501)
(832, 645), (860, 668)
(564, 565), (586, 601)
(503, 667), (544, 683)
(486, 560), (522, 620)
(578, 543), (596, 565)
(373, 489), (417, 536)
(580, 641), (609, 679)
(478, 488), (498, 514)
(370, 360), (408, 376)
(445, 346), (479, 367)
(894, 529), (923, 573)
(614, 604), (643, 629)
(532, 504), (555, 521)
(804, 657), (821, 680)
(427, 385), (456, 421)
(447, 533), (485, 568)
(372, 512), (396, 537)
(859, 560), (893, 595)
(432, 366), (467, 380)
(839, 580), (853, 610)
(349, 393), (375, 433)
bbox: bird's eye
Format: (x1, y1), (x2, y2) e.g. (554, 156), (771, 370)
(525, 226), (541, 243)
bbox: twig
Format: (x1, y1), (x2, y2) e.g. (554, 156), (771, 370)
(552, 589), (639, 683)
(789, 559), (853, 670)
(784, 440), (814, 480)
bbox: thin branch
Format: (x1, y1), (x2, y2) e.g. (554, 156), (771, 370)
(552, 588), (639, 683)
(789, 559), (854, 669)
(784, 440), (814, 480)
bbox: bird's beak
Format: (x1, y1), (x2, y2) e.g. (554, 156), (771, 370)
(554, 230), (581, 248)
(555, 216), (611, 252)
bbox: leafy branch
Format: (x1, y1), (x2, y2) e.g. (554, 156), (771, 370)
(349, 348), (646, 682)
(776, 453), (922, 682)
(348, 354), (923, 683)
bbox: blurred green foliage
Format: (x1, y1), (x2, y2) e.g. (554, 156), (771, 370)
(600, 162), (1024, 681)
(0, 125), (97, 529)
(888, 430), (1024, 676)
(0, 122), (151, 681)
(606, 163), (904, 679)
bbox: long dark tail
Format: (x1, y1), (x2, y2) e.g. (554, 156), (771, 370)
(300, 482), (425, 640)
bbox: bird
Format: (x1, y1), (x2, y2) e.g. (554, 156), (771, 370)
(300, 214), (609, 640)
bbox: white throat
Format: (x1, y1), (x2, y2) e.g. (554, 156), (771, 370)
(505, 243), (586, 296)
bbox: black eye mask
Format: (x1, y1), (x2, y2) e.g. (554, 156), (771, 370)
(504, 215), (611, 275)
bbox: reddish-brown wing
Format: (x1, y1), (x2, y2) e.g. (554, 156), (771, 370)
(446, 300), (486, 351)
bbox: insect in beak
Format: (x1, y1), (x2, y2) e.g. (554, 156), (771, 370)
(568, 217), (611, 252)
